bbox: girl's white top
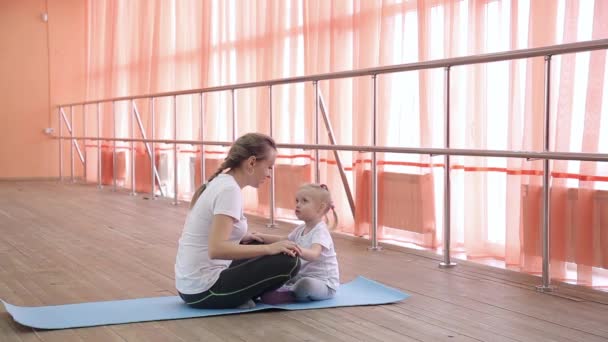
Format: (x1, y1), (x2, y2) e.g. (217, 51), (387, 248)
(174, 174), (247, 294)
(287, 221), (340, 290)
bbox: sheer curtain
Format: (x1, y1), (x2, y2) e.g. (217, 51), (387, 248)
(84, 0), (608, 288)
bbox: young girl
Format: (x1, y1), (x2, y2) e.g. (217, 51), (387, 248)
(253, 183), (340, 303)
(174, 133), (301, 309)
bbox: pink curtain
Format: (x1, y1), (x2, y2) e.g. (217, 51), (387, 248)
(83, 0), (608, 288)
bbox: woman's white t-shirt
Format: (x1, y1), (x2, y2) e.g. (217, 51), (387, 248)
(286, 221), (340, 290)
(174, 174), (247, 294)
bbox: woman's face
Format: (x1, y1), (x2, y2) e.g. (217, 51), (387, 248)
(248, 149), (276, 188)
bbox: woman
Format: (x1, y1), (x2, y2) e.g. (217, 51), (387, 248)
(175, 132), (301, 309)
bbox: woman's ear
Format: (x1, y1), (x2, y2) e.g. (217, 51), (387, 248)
(247, 156), (257, 167)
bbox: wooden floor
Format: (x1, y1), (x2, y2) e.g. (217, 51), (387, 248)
(1, 181), (608, 342)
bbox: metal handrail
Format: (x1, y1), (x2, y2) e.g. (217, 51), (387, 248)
(52, 136), (608, 163)
(57, 39), (608, 107)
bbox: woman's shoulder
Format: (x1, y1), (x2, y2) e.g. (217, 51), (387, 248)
(192, 175), (241, 210)
(208, 174), (240, 194)
(211, 173), (238, 187)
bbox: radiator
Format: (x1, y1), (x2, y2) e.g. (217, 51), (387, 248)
(101, 148), (126, 186)
(521, 184), (608, 269)
(358, 170), (436, 234)
(134, 148), (160, 193)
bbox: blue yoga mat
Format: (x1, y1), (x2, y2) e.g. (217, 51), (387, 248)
(1, 276), (409, 330)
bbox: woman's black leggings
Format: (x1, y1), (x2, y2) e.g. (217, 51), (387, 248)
(179, 253), (301, 309)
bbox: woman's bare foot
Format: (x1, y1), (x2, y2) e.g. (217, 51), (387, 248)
(236, 299), (256, 309)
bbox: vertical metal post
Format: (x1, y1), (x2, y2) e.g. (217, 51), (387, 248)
(172, 95), (179, 205)
(150, 97), (156, 199)
(200, 93), (206, 185)
(368, 75), (381, 251)
(70, 105), (75, 183)
(267, 86), (277, 228)
(200, 93), (207, 186)
(314, 81), (320, 183)
(112, 101), (117, 191)
(58, 107), (63, 181)
(231, 89), (237, 141)
(97, 103), (102, 189)
(83, 104), (87, 183)
(440, 66), (456, 268)
(130, 99), (136, 196)
(536, 55), (555, 292)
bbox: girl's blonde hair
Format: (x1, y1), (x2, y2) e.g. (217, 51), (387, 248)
(190, 132), (276, 208)
(299, 183), (338, 230)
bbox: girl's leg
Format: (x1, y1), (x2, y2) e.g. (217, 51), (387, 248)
(292, 277), (335, 301)
(179, 254), (300, 309)
(260, 277), (336, 304)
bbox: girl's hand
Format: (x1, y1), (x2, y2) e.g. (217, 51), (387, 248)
(267, 240), (301, 257)
(241, 232), (264, 244)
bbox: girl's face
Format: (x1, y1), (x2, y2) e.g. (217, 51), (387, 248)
(294, 188), (325, 222)
(247, 149), (276, 188)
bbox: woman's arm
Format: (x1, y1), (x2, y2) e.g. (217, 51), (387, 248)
(208, 215), (300, 260)
(298, 244), (323, 262)
(251, 232), (289, 244)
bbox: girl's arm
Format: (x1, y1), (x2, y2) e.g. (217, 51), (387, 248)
(298, 244), (323, 262)
(251, 232), (289, 244)
(208, 215), (299, 260)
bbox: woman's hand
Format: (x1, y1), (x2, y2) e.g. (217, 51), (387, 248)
(241, 232), (265, 244)
(266, 240), (302, 257)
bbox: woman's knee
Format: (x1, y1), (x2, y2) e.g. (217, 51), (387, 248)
(267, 253), (300, 276)
(289, 254), (301, 276)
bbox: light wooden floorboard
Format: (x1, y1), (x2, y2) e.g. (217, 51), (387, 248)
(1, 181), (607, 341)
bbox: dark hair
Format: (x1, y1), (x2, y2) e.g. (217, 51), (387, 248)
(190, 132), (276, 208)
